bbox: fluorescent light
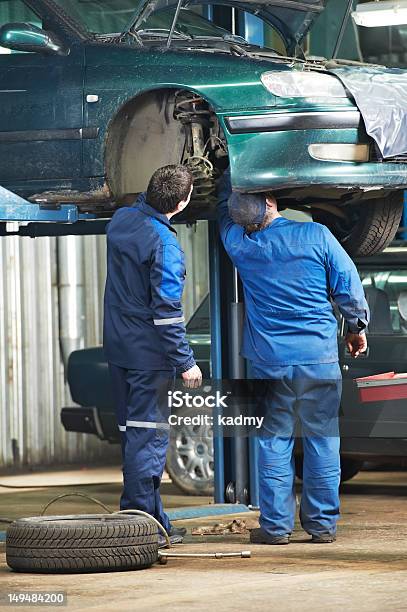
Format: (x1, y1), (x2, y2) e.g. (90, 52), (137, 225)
(352, 1), (407, 27)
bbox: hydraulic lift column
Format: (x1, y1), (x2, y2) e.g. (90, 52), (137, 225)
(209, 221), (225, 503)
(228, 267), (249, 505)
(209, 220), (250, 505)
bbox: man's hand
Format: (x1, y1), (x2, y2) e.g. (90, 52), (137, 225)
(182, 364), (203, 389)
(345, 332), (368, 358)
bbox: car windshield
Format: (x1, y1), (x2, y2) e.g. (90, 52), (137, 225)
(359, 269), (407, 335)
(136, 9), (234, 39)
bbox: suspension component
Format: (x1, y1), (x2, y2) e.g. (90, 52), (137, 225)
(174, 91), (226, 209)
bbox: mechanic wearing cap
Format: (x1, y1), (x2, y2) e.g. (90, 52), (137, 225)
(217, 169), (369, 545)
(104, 165), (202, 546)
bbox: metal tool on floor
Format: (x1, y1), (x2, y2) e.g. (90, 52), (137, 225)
(158, 551), (251, 565)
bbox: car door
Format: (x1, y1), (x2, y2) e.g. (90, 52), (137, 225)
(0, 0), (84, 192)
(339, 266), (407, 441)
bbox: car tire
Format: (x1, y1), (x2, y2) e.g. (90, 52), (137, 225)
(339, 458), (364, 483)
(295, 456), (363, 483)
(167, 406), (214, 496)
(313, 192), (403, 256)
(6, 514), (159, 573)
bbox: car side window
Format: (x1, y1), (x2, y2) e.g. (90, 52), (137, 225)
(0, 0), (43, 54)
(360, 269), (407, 335)
(186, 295), (210, 335)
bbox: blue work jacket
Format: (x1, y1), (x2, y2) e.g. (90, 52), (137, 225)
(217, 172), (370, 366)
(103, 194), (196, 372)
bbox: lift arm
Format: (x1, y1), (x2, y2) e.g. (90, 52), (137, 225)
(0, 185), (109, 237)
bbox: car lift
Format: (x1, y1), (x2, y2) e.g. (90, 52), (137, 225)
(0, 185), (108, 238)
(0, 185), (259, 508)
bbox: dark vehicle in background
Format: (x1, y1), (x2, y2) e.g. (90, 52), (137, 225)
(63, 246), (407, 494)
(336, 246), (407, 479)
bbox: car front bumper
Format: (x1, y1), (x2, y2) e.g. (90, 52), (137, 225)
(221, 109), (407, 193)
(61, 406), (103, 438)
(340, 437), (407, 459)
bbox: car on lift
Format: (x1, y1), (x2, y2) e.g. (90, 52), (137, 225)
(0, 0), (407, 255)
(62, 246), (407, 494)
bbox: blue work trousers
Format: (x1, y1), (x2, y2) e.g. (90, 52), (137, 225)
(108, 364), (175, 532)
(251, 362), (341, 537)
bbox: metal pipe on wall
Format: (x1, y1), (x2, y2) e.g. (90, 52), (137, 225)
(57, 236), (86, 369)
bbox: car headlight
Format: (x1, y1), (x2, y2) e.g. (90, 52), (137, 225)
(261, 71), (348, 98)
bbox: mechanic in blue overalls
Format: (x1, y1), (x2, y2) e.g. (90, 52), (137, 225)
(104, 165), (202, 546)
(217, 169), (369, 544)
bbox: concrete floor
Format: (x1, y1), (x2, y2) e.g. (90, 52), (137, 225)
(0, 468), (406, 611)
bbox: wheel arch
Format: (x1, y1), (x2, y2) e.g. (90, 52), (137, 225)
(104, 85), (223, 200)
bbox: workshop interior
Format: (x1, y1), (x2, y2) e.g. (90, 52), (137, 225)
(1, 1), (407, 610)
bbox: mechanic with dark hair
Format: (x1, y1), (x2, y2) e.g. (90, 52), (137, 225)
(217, 169), (369, 545)
(104, 165), (202, 546)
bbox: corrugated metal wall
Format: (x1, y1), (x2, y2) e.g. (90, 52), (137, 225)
(178, 222), (209, 321)
(0, 222), (209, 469)
(0, 234), (108, 469)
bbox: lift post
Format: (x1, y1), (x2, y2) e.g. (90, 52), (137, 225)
(208, 220), (225, 503)
(209, 221), (253, 506)
(229, 266), (249, 505)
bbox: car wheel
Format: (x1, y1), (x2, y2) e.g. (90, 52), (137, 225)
(313, 192), (403, 256)
(6, 514), (158, 573)
(295, 455), (363, 483)
(339, 458), (364, 483)
(167, 406), (214, 496)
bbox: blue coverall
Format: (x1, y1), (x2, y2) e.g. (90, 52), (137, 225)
(103, 194), (195, 530)
(217, 171), (369, 537)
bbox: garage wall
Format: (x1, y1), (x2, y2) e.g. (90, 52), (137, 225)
(0, 223), (209, 470)
(178, 222), (209, 322)
(0, 234), (109, 469)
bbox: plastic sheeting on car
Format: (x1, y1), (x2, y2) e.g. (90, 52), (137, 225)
(331, 67), (407, 159)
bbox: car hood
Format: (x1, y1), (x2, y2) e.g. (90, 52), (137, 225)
(131, 0), (326, 52)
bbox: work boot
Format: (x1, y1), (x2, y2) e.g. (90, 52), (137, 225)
(311, 533), (336, 544)
(169, 526), (187, 537)
(158, 533), (183, 548)
(249, 528), (289, 545)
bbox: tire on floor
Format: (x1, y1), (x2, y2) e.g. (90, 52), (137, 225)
(6, 514), (159, 573)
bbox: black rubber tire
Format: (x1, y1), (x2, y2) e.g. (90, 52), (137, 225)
(313, 192), (404, 257)
(295, 456), (364, 483)
(6, 514), (159, 573)
(339, 458), (364, 483)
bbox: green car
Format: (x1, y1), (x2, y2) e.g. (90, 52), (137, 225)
(1, 0), (407, 255)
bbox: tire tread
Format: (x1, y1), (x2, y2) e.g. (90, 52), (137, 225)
(6, 515), (158, 573)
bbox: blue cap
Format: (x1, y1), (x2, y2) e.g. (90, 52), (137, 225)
(228, 192), (267, 227)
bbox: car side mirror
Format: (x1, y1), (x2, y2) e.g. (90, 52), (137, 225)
(0, 23), (68, 55)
